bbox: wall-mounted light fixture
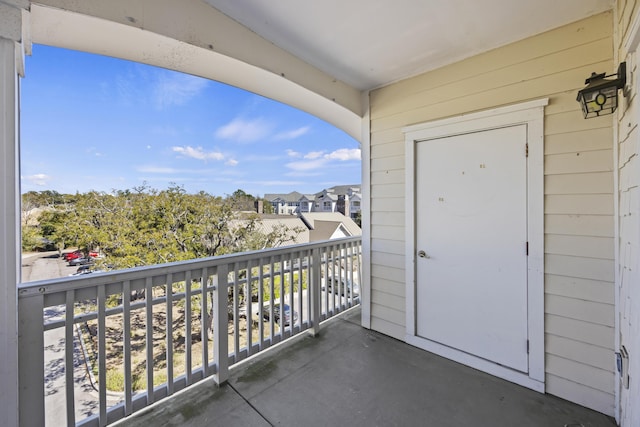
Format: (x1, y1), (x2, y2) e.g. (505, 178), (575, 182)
(576, 62), (626, 118)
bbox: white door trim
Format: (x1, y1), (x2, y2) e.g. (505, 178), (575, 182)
(403, 99), (548, 392)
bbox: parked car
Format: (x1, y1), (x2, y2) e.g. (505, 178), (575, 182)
(256, 302), (298, 326)
(63, 250), (83, 261)
(324, 276), (360, 298)
(70, 264), (104, 276)
(68, 257), (93, 266)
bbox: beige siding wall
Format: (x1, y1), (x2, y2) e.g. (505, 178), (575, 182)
(616, 1), (640, 426)
(369, 12), (616, 415)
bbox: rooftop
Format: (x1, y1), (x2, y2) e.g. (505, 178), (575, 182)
(300, 212), (362, 237)
(264, 192), (305, 203)
(118, 308), (616, 427)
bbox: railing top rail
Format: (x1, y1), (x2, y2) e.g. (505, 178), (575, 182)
(18, 236), (362, 298)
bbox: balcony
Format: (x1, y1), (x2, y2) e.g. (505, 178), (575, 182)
(17, 235), (616, 427)
(119, 306), (615, 427)
(18, 237), (362, 427)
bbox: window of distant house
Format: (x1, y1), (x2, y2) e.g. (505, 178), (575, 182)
(323, 201), (331, 210)
(352, 201), (360, 207)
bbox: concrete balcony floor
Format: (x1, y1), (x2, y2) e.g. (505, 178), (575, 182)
(117, 308), (616, 427)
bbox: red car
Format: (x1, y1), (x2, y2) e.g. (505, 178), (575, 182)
(63, 250), (83, 261)
(88, 251), (99, 258)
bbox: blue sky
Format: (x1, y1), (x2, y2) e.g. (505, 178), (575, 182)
(20, 45), (361, 197)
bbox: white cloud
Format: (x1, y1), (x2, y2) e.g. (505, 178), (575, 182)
(25, 173), (51, 186)
(154, 72), (208, 109)
(225, 158), (239, 166)
(285, 158), (327, 172)
(172, 146), (224, 161)
(304, 151), (324, 160)
(274, 126), (310, 140)
(286, 149), (301, 158)
(325, 148), (361, 161)
(285, 148), (361, 172)
(215, 118), (272, 143)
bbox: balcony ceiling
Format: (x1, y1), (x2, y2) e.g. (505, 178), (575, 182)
(204, 0), (613, 91)
(28, 0), (613, 139)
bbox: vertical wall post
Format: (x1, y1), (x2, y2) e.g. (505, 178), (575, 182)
(18, 294), (45, 427)
(0, 2), (28, 425)
(309, 247), (321, 336)
(213, 264), (229, 385)
(360, 90), (372, 329)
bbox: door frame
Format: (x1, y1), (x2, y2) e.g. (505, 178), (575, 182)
(403, 99), (547, 392)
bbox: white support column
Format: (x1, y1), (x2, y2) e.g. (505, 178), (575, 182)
(0, 2), (28, 426)
(360, 91), (371, 329)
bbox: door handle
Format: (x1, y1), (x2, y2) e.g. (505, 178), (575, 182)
(418, 250), (430, 259)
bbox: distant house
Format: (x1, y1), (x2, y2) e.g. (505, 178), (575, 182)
(231, 212), (360, 249)
(311, 185), (361, 219)
(268, 185), (362, 220)
(264, 191), (304, 215)
(315, 190), (338, 213)
(250, 216), (310, 246)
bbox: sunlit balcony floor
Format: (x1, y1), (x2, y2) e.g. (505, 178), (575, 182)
(115, 308), (616, 427)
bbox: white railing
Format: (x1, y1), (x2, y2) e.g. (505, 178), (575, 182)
(18, 237), (361, 427)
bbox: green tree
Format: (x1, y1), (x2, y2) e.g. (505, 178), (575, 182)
(21, 185), (303, 269)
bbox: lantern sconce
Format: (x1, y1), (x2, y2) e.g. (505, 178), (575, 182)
(576, 62), (627, 119)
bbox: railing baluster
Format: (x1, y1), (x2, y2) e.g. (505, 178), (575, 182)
(297, 251), (303, 328)
(340, 242), (346, 310)
(279, 256), (285, 336)
(306, 250), (312, 324)
(310, 247), (321, 336)
(246, 260), (253, 356)
(123, 280), (132, 416)
(330, 243), (335, 314)
(200, 268), (208, 376)
(145, 276), (154, 404)
(98, 284), (107, 426)
(165, 273), (174, 394)
(269, 257), (275, 342)
(356, 241), (362, 297)
(348, 242), (352, 306)
(257, 258), (264, 348)
(232, 263), (239, 358)
(185, 270), (192, 385)
(213, 265), (229, 385)
(65, 290), (76, 427)
(289, 251), (295, 329)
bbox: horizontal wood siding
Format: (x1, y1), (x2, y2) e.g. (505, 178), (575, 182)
(369, 11), (615, 414)
(616, 1), (640, 425)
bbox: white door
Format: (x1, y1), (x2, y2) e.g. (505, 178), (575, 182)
(415, 124), (529, 373)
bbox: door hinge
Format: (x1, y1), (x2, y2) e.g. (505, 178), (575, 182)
(525, 143), (529, 157)
(527, 340), (530, 354)
(526, 241), (529, 256)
